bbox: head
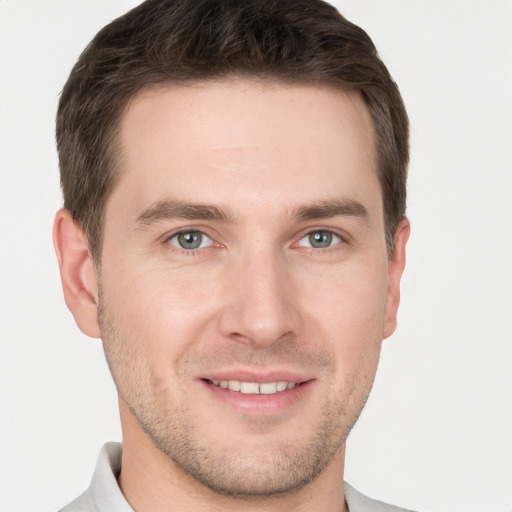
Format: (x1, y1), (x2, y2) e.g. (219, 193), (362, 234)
(54, 0), (410, 504)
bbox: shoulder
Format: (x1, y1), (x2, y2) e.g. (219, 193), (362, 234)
(59, 490), (97, 512)
(344, 482), (419, 512)
(58, 443), (132, 512)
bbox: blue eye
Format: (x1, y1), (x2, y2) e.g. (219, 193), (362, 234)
(168, 230), (212, 250)
(299, 230), (341, 249)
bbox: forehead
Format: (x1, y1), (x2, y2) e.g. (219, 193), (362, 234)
(112, 80), (380, 220)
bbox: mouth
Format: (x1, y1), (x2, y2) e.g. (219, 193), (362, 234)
(200, 375), (313, 416)
(204, 379), (301, 395)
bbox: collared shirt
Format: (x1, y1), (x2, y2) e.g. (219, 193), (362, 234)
(59, 443), (417, 512)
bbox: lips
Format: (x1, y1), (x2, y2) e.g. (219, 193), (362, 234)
(199, 370), (313, 415)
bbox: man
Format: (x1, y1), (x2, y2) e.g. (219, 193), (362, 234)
(53, 0), (412, 510)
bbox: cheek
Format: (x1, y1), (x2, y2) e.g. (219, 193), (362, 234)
(101, 262), (222, 362)
(298, 261), (388, 363)
(306, 270), (386, 408)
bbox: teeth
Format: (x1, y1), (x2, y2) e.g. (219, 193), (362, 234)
(240, 382), (260, 394)
(209, 380), (299, 395)
(259, 382), (277, 394)
(276, 381), (288, 391)
(228, 380), (241, 391)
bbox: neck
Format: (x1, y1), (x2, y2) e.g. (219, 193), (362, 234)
(118, 402), (348, 512)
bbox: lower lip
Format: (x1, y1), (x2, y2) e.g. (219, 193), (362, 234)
(200, 379), (314, 416)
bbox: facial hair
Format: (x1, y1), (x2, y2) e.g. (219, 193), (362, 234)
(98, 290), (376, 498)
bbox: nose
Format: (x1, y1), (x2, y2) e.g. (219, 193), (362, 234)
(218, 247), (300, 348)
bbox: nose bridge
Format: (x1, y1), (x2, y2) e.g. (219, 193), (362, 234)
(219, 241), (298, 346)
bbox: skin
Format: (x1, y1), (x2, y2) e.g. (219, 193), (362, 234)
(54, 80), (409, 512)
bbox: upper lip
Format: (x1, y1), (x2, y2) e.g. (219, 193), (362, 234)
(200, 369), (313, 384)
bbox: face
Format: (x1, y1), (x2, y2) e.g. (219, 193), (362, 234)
(91, 81), (406, 496)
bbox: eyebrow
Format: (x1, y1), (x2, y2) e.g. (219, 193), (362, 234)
(135, 197), (369, 227)
(135, 199), (235, 226)
(292, 199), (369, 224)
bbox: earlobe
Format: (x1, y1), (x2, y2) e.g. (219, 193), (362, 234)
(383, 217), (410, 340)
(53, 208), (101, 338)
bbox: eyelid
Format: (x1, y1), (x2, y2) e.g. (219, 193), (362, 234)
(294, 227), (348, 249)
(168, 230), (213, 249)
(159, 225), (349, 252)
(161, 226), (220, 252)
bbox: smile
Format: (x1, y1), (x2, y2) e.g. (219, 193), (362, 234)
(207, 379), (299, 395)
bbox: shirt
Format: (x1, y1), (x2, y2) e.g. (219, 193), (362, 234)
(60, 443), (417, 512)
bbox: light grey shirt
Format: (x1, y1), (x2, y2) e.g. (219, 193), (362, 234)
(60, 443), (417, 512)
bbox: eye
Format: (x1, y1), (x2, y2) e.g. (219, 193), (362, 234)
(167, 230), (213, 250)
(298, 230), (342, 249)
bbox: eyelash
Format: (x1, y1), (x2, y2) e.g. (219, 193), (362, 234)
(162, 227), (348, 255)
(295, 229), (345, 251)
(164, 229), (216, 254)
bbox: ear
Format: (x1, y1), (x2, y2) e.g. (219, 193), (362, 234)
(53, 208), (101, 338)
(383, 217), (410, 340)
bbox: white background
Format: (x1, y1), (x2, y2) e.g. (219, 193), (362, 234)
(1, 1), (511, 511)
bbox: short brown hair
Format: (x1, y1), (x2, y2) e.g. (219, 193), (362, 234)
(57, 0), (409, 258)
